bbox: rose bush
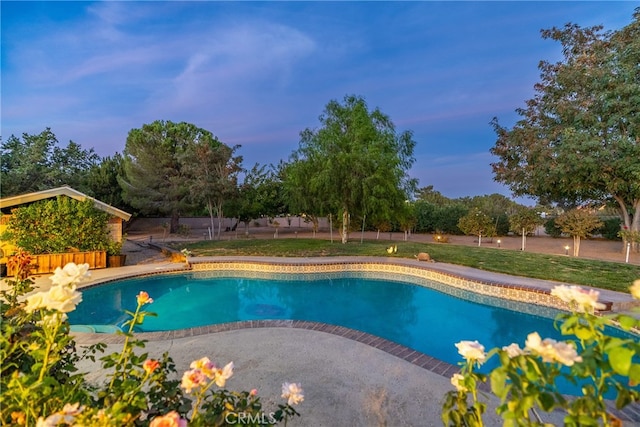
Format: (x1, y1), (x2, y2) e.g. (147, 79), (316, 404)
(443, 281), (640, 426)
(1, 255), (304, 426)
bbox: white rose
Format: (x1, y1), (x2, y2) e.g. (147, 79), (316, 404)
(502, 343), (526, 358)
(455, 340), (486, 364)
(551, 285), (605, 313)
(24, 291), (48, 313)
(450, 373), (468, 392)
(46, 284), (82, 313)
(50, 263), (91, 287)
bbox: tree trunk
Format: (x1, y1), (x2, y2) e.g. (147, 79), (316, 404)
(217, 208), (224, 240)
(341, 209), (349, 244)
(170, 213), (180, 234)
(573, 235), (581, 257)
(613, 196), (639, 252)
(207, 200), (215, 241)
(632, 199), (640, 253)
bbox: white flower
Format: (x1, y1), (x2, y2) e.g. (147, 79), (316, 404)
(525, 332), (582, 366)
(36, 403), (83, 427)
(50, 263), (91, 287)
(46, 284), (82, 313)
(551, 285), (606, 313)
(282, 382), (304, 406)
(24, 291), (48, 313)
(450, 373), (468, 392)
(39, 312), (67, 327)
(502, 343), (526, 358)
(455, 340), (486, 364)
(630, 280), (640, 300)
(214, 361), (234, 387)
(24, 285), (82, 314)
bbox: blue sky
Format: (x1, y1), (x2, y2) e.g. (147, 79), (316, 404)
(2, 1), (636, 200)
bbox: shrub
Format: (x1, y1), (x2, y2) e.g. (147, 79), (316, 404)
(442, 282), (640, 426)
(413, 201), (467, 235)
(598, 217), (622, 240)
(5, 197), (110, 254)
(544, 217), (563, 238)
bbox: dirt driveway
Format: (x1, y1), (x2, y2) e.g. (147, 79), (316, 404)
(124, 224), (640, 266)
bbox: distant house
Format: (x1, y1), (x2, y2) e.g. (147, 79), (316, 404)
(0, 186), (132, 265)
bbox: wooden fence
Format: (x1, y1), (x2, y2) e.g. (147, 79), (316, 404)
(7, 251), (107, 276)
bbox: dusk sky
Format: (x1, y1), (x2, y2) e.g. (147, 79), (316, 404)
(2, 1), (636, 200)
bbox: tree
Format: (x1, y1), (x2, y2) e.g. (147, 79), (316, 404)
(509, 207), (544, 250)
(457, 208), (496, 246)
(490, 11), (640, 250)
(226, 164), (285, 235)
(181, 140), (242, 240)
(555, 208), (604, 256)
(85, 153), (132, 213)
(416, 185), (452, 205)
(1, 128), (99, 197)
(281, 156), (329, 236)
(456, 194), (520, 236)
(286, 95), (417, 243)
(120, 120), (207, 233)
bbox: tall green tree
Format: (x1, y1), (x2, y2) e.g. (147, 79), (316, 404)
(120, 120), (208, 233)
(490, 11), (640, 249)
(1, 128), (99, 197)
(286, 95), (417, 243)
(281, 155), (329, 234)
(181, 140), (242, 239)
(85, 153), (131, 213)
(415, 185), (452, 205)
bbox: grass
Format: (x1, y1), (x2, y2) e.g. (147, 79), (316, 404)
(168, 237), (640, 293)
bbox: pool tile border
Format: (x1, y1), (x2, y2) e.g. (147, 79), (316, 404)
(189, 258), (589, 312)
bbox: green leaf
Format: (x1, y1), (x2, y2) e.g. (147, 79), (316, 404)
(607, 347), (633, 376)
(628, 363), (640, 385)
(617, 314), (638, 331)
(537, 392), (556, 411)
(574, 324), (595, 341)
(490, 368), (508, 398)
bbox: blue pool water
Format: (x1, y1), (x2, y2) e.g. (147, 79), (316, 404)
(68, 271), (639, 399)
(69, 272), (578, 365)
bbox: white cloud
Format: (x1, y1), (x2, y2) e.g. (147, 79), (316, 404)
(148, 20), (316, 118)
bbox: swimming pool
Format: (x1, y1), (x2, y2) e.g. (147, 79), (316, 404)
(69, 271), (579, 367)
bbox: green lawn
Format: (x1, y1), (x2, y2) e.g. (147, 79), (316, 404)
(170, 238), (640, 293)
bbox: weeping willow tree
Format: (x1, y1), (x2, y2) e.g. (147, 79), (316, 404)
(285, 95), (417, 243)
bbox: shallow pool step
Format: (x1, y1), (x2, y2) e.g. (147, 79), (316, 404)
(70, 324), (121, 333)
